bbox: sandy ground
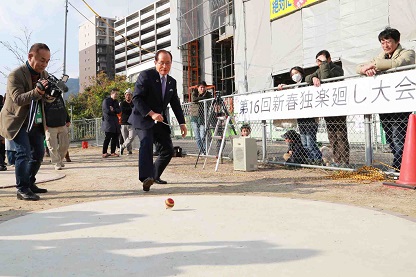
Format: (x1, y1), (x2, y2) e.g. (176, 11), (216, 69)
(1, 146), (416, 222)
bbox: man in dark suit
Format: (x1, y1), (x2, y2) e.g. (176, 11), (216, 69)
(129, 50), (187, 192)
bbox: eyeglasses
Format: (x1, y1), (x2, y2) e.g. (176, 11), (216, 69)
(156, 61), (172, 66)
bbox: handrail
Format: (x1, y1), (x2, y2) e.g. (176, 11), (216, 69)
(236, 64), (416, 95)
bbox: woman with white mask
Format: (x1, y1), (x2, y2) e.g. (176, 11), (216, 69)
(277, 66), (323, 165)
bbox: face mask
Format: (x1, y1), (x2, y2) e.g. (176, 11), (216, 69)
(292, 73), (302, 83)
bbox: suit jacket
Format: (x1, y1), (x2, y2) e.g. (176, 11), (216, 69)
(0, 64), (47, 140)
(356, 44), (415, 73)
(101, 96), (121, 133)
(129, 68), (185, 132)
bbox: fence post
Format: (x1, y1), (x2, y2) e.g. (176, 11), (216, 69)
(262, 120), (267, 162)
(204, 100), (208, 153)
(95, 118), (100, 147)
(364, 114), (373, 166)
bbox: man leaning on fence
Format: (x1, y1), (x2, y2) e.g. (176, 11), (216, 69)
(357, 27), (415, 171)
(305, 50), (350, 166)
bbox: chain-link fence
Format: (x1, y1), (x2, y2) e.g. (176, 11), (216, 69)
(71, 109), (408, 172)
(71, 68), (414, 172)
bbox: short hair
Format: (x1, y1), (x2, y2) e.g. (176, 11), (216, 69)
(316, 50), (331, 59)
(240, 123), (251, 132)
(29, 43), (50, 54)
(155, 50), (172, 61)
(197, 81), (207, 87)
(378, 27), (400, 42)
(289, 66), (305, 77)
(110, 88), (119, 94)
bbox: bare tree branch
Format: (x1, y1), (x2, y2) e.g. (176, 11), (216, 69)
(0, 26), (61, 78)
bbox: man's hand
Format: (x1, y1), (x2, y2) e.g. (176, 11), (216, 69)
(151, 112), (164, 122)
(109, 106), (114, 112)
(312, 77), (321, 87)
(360, 64), (377, 76)
(180, 124), (187, 138)
(277, 84), (286, 90)
(36, 79), (48, 95)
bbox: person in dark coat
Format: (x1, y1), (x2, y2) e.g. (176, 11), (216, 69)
(282, 130), (308, 164)
(101, 88), (121, 158)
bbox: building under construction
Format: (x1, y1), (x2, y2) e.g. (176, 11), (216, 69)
(177, 0), (235, 101)
(114, 0), (416, 102)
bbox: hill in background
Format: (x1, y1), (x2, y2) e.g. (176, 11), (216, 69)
(64, 78), (79, 100)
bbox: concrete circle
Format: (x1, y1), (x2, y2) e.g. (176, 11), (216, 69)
(0, 195), (415, 276)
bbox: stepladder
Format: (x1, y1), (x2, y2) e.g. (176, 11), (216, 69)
(203, 115), (235, 171)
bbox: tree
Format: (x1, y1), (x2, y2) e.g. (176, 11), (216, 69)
(0, 27), (61, 84)
(67, 72), (133, 120)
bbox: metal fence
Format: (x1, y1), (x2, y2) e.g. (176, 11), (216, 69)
(71, 67), (415, 172)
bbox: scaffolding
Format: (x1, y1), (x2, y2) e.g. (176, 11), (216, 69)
(178, 0), (235, 100)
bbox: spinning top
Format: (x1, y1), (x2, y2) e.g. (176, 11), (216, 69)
(165, 198), (174, 209)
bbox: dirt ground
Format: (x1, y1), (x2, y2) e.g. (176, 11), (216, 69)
(1, 146), (416, 222)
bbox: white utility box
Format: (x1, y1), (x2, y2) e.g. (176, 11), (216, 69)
(233, 137), (258, 171)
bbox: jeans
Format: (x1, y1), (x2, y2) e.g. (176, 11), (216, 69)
(13, 126), (45, 191)
(191, 121), (206, 154)
(298, 119), (322, 161)
(6, 150), (16, 165)
(380, 113), (410, 169)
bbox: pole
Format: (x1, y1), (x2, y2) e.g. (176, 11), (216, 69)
(63, 0), (68, 75)
(70, 105), (74, 141)
(242, 0), (249, 93)
(364, 114), (373, 166)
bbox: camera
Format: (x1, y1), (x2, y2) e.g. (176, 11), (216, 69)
(36, 74), (69, 98)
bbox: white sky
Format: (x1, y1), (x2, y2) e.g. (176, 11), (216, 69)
(0, 0), (155, 95)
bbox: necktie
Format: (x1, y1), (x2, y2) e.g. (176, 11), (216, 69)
(161, 76), (166, 99)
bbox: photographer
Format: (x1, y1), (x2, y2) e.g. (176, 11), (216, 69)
(44, 92), (70, 171)
(0, 43), (51, 200)
(0, 94), (6, 171)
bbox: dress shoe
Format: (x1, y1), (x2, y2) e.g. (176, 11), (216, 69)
(142, 177), (154, 192)
(65, 152), (71, 162)
(0, 165), (7, 171)
(31, 184), (48, 193)
(17, 190), (40, 201)
(154, 178), (167, 184)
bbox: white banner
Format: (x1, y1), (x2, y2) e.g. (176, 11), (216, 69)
(235, 70), (416, 121)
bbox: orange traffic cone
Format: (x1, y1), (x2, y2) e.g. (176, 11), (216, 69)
(383, 114), (416, 189)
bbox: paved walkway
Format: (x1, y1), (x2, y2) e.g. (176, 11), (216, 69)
(0, 195), (415, 276)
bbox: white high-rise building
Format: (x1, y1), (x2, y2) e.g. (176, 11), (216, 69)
(79, 16), (115, 92)
(114, 0), (171, 82)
